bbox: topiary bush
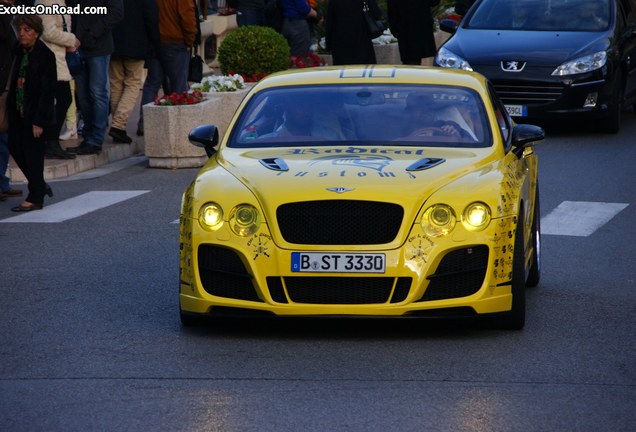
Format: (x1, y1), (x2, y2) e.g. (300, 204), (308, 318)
(218, 26), (290, 79)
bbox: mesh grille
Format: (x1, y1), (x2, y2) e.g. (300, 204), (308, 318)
(198, 245), (262, 302)
(284, 277), (400, 304)
(493, 80), (564, 105)
(276, 200), (404, 245)
(418, 246), (489, 302)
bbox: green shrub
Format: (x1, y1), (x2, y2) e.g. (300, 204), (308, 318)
(218, 26), (290, 78)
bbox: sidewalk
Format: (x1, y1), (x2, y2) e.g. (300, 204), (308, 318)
(7, 88), (148, 183)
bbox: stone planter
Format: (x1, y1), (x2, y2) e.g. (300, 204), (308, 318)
(143, 85), (252, 169)
(374, 43), (401, 65)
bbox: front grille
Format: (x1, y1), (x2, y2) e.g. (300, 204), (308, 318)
(281, 276), (411, 304)
(418, 246), (488, 302)
(277, 200), (404, 245)
(493, 80), (564, 105)
(198, 245), (262, 302)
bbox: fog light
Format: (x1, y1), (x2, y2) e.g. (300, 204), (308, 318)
(583, 92), (598, 108)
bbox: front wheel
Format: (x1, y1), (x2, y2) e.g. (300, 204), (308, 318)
(597, 76), (624, 134)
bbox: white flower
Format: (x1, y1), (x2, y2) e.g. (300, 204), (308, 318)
(193, 74), (246, 92)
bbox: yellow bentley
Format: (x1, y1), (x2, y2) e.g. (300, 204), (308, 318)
(179, 66), (544, 329)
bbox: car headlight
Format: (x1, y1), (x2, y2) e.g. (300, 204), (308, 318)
(552, 51), (607, 76)
(435, 47), (473, 71)
(462, 202), (491, 231)
(421, 204), (457, 237)
(229, 204), (261, 237)
(199, 202), (224, 231)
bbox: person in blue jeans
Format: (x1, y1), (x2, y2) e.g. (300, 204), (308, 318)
(65, 0), (123, 155)
(280, 0), (319, 56)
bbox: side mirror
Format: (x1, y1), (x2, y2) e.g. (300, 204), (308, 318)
(189, 124), (219, 158)
(511, 124), (545, 157)
(439, 19), (459, 34)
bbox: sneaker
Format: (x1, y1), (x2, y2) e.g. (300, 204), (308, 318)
(59, 121), (78, 141)
(109, 127), (133, 144)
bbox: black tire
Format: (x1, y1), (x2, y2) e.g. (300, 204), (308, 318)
(526, 186), (541, 288)
(597, 75), (623, 134)
(180, 308), (203, 327)
(497, 211), (526, 330)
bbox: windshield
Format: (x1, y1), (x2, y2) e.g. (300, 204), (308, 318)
(228, 84), (492, 149)
(467, 0), (610, 32)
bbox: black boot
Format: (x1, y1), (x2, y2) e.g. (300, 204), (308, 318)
(45, 140), (76, 159)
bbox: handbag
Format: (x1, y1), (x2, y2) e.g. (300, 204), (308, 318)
(62, 15), (82, 76)
(188, 49), (204, 83)
(363, 0), (385, 40)
(0, 59), (14, 133)
(65, 51), (83, 76)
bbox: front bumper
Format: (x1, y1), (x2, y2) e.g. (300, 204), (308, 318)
(179, 214), (520, 318)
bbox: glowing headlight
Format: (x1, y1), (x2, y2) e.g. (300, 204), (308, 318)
(552, 51), (606, 76)
(421, 204), (456, 237)
(462, 202), (491, 231)
(435, 47), (473, 71)
(199, 202), (224, 231)
(229, 204), (260, 237)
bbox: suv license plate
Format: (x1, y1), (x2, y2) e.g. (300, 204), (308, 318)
(291, 252), (386, 273)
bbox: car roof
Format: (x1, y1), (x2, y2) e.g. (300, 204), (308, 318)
(251, 66), (491, 95)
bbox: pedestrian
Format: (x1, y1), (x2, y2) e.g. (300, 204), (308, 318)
(0, 0), (24, 201)
(66, 0), (124, 156)
(108, 0), (160, 144)
(455, 0), (476, 16)
(325, 0), (382, 65)
(232, 0), (266, 26)
(156, 0), (198, 95)
(36, 0), (80, 160)
(6, 15), (57, 211)
(387, 0), (440, 65)
(280, 0), (320, 56)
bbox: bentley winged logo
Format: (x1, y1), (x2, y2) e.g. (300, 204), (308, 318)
(326, 187), (355, 194)
(501, 60), (526, 72)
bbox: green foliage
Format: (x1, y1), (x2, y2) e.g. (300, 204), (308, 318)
(218, 26), (290, 77)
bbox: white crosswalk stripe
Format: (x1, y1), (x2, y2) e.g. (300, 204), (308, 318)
(0, 191), (150, 223)
(541, 201), (629, 237)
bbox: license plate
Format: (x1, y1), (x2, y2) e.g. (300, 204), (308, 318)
(291, 252), (386, 273)
(505, 104), (528, 117)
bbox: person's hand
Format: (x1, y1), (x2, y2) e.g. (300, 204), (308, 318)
(32, 125), (43, 138)
(439, 124), (460, 137)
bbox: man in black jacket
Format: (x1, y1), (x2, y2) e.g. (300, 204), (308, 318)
(66, 0), (124, 155)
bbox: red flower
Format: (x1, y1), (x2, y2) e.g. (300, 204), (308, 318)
(154, 90), (205, 106)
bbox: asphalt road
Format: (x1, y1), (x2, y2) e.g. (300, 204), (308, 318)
(1, 115), (635, 431)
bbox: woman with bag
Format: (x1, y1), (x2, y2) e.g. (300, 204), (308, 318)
(387, 0), (440, 65)
(7, 15), (57, 212)
(325, 0), (382, 65)
(36, 0), (81, 159)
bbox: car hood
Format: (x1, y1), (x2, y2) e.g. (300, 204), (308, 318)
(215, 146), (494, 215)
(447, 29), (610, 66)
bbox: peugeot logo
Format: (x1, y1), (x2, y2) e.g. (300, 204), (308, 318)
(501, 60), (526, 72)
(326, 187), (355, 194)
